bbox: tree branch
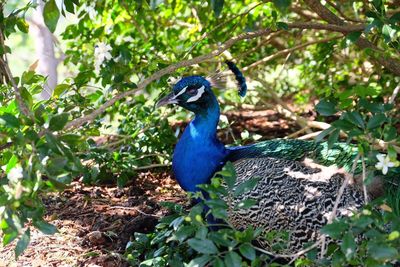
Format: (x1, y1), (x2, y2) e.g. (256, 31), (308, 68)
(65, 22), (369, 130)
(304, 0), (400, 76)
(0, 29), (34, 119)
(243, 35), (342, 71)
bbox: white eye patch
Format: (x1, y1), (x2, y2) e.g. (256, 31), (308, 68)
(187, 85), (205, 103)
(171, 86), (187, 100)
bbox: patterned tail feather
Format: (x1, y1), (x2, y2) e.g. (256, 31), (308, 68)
(225, 61), (247, 97)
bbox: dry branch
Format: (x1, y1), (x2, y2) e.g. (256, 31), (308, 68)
(65, 22), (368, 130)
(243, 35), (342, 71)
(0, 29), (34, 119)
(304, 0), (400, 76)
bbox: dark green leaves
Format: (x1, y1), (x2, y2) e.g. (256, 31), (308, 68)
(187, 238), (218, 254)
(224, 251), (242, 267)
(218, 162), (236, 189)
(239, 243), (256, 260)
(43, 0), (60, 32)
(15, 229), (30, 258)
(366, 114), (386, 130)
(368, 243), (398, 261)
(273, 0), (291, 12)
(341, 232), (356, 260)
(211, 0), (224, 17)
(33, 220), (58, 235)
(0, 113), (20, 128)
(233, 177), (259, 197)
(316, 100), (337, 116)
(346, 31), (362, 43)
(49, 113), (69, 131)
(321, 221), (348, 239)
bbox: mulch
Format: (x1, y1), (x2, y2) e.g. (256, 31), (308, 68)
(0, 108), (309, 266)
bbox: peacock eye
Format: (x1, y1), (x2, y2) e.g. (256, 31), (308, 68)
(187, 87), (197, 95)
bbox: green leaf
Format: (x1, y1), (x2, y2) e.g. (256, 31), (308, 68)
(366, 114), (386, 130)
(224, 251), (242, 267)
(388, 231), (399, 241)
(64, 0), (75, 14)
(332, 119), (355, 131)
(187, 255), (212, 267)
(43, 0), (60, 32)
(316, 100), (337, 116)
(49, 113), (69, 131)
(53, 84), (69, 98)
(33, 220), (58, 235)
(212, 257), (225, 267)
(21, 71), (35, 85)
(3, 231), (18, 246)
(382, 24), (396, 42)
(344, 111), (365, 129)
(346, 31), (362, 43)
(15, 229), (30, 258)
(187, 238), (218, 254)
(16, 19), (29, 33)
(368, 243), (398, 261)
(321, 221), (348, 239)
(327, 129), (340, 149)
(218, 162), (236, 189)
(273, 0), (291, 12)
(233, 177), (260, 197)
(235, 198), (257, 209)
(239, 243), (256, 260)
(276, 22), (288, 30)
(174, 225), (195, 242)
(316, 127), (335, 142)
(340, 232), (356, 260)
(211, 0), (224, 18)
(6, 155), (18, 173)
(0, 113), (20, 128)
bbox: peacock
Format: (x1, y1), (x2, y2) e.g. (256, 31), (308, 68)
(156, 62), (369, 253)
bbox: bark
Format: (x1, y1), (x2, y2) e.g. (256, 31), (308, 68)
(29, 0), (58, 100)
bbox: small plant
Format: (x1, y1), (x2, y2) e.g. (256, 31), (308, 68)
(125, 163), (271, 267)
(125, 162), (400, 266)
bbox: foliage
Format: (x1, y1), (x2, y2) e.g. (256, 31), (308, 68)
(319, 201), (400, 267)
(125, 164), (400, 266)
(0, 0), (399, 262)
(125, 164), (270, 267)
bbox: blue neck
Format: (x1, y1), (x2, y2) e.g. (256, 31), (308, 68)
(172, 96), (228, 192)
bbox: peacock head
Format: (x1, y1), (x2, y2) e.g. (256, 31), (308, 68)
(156, 61), (247, 114)
(156, 75), (214, 114)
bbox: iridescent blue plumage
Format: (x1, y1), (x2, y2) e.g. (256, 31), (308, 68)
(225, 61), (247, 97)
(156, 62), (369, 253)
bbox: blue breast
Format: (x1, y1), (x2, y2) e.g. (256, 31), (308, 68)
(172, 118), (228, 192)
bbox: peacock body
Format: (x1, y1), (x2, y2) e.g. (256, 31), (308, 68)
(157, 62), (366, 252)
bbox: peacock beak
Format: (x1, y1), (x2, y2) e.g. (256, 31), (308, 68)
(156, 92), (178, 108)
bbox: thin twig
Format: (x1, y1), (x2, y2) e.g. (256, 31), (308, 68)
(108, 206), (161, 218)
(362, 156), (369, 204)
(304, 0), (400, 76)
(0, 29), (33, 119)
(243, 35), (342, 71)
(388, 83), (400, 104)
(326, 0), (365, 23)
(64, 22), (368, 130)
(183, 1), (266, 58)
(321, 153), (361, 257)
(285, 127), (310, 139)
(254, 239), (322, 259)
(134, 163), (170, 171)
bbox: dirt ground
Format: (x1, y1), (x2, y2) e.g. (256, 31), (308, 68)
(0, 172), (186, 267)
(0, 109), (309, 267)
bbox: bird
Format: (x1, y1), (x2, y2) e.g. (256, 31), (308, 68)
(156, 61), (367, 253)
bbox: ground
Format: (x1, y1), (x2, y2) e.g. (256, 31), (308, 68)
(0, 108), (306, 267)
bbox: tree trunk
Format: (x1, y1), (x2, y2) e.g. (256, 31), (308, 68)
(29, 0), (58, 100)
